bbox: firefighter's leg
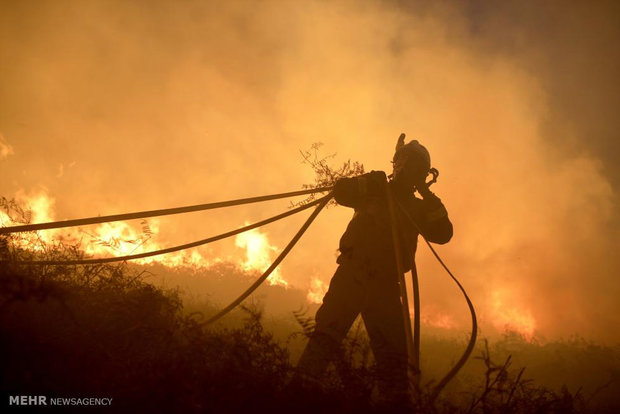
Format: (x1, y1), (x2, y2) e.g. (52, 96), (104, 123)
(361, 277), (409, 403)
(296, 259), (366, 379)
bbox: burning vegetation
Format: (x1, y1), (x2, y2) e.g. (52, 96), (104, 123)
(1, 196), (619, 413)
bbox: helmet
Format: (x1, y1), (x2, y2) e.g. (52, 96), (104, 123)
(392, 133), (431, 183)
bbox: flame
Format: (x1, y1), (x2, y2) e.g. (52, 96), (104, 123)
(83, 221), (154, 258)
(3, 190), (545, 337)
(4, 189), (61, 250)
(235, 226), (287, 287)
(0, 210), (14, 234)
(3, 191), (289, 286)
(79, 218), (211, 267)
(306, 276), (328, 304)
(422, 312), (456, 330)
(19, 191), (54, 225)
(3, 189), (211, 268)
(490, 289), (537, 340)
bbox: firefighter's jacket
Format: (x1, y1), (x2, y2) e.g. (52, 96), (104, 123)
(334, 171), (453, 272)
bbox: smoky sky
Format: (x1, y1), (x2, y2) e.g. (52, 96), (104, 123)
(1, 0), (618, 343)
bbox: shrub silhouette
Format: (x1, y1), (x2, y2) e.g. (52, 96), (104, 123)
(1, 197), (618, 413)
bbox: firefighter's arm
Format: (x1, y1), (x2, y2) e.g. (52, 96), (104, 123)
(333, 171), (387, 208)
(415, 192), (453, 244)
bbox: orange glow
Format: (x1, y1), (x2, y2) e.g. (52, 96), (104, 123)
(1, 0), (618, 343)
(5, 190), (212, 268)
(84, 221), (150, 255)
(7, 189), (61, 251)
(17, 190), (54, 225)
(5, 191), (297, 283)
(490, 289), (537, 340)
(422, 312), (456, 330)
(235, 226), (287, 287)
(306, 276), (328, 304)
(0, 132), (14, 159)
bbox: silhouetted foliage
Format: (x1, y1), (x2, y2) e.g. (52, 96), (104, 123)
(293, 142), (365, 207)
(1, 200), (619, 413)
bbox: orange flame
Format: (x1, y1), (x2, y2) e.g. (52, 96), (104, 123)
(235, 226), (287, 287)
(5, 189), (61, 251)
(3, 190), (539, 339)
(490, 288), (537, 340)
(3, 190), (212, 267)
(306, 276), (328, 304)
(422, 312), (456, 330)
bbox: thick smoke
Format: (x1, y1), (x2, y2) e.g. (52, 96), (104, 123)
(1, 0), (618, 342)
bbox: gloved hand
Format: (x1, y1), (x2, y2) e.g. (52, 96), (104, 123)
(360, 170), (387, 197)
(413, 175), (433, 198)
(333, 171), (387, 206)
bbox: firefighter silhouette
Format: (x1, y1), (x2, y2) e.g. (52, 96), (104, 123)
(296, 134), (453, 402)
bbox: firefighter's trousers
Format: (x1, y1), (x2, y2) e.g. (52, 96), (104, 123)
(297, 252), (408, 399)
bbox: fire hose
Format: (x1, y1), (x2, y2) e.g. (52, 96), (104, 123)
(394, 200), (478, 402)
(2, 195), (329, 266)
(1, 183), (476, 400)
(0, 186), (332, 235)
(0, 187), (333, 326)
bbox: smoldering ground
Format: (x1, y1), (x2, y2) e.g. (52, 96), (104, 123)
(0, 0), (618, 343)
